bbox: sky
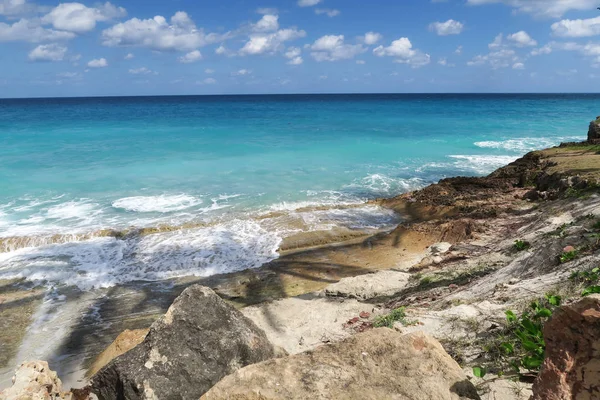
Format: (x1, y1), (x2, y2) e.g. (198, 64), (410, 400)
(3, 0), (600, 97)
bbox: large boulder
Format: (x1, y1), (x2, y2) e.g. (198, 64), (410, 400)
(0, 361), (72, 400)
(201, 329), (480, 400)
(588, 118), (600, 144)
(90, 285), (277, 400)
(532, 294), (600, 400)
(87, 329), (148, 377)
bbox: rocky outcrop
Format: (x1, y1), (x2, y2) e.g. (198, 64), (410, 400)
(0, 361), (74, 400)
(324, 269), (411, 300)
(532, 295), (600, 400)
(90, 285), (278, 400)
(201, 329), (480, 400)
(588, 118), (600, 143)
(87, 328), (148, 377)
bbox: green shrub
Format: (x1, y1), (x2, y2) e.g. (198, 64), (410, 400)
(373, 307), (415, 328)
(514, 240), (531, 251)
(559, 250), (579, 264)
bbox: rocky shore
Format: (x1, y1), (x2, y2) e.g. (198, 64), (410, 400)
(2, 132), (600, 398)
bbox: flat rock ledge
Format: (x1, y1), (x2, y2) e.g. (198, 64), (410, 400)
(201, 329), (480, 400)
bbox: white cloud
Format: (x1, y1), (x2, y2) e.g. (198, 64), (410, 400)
(315, 9), (340, 17)
(437, 57), (455, 67)
(361, 31), (382, 45)
(0, 0), (47, 17)
(373, 37), (431, 68)
(128, 66), (152, 74)
(198, 77), (216, 85)
(256, 7), (278, 15)
(252, 14), (279, 32)
(124, 52), (133, 59)
(552, 16), (600, 38)
(310, 34), (367, 61)
(234, 69), (251, 75)
(488, 33), (503, 49)
(240, 27), (306, 55)
(42, 2), (126, 33)
(87, 57), (108, 68)
(529, 40), (600, 66)
(205, 68), (214, 74)
(466, 0), (598, 18)
(285, 46), (303, 64)
(102, 12), (225, 52)
(178, 49), (202, 63)
(429, 19), (464, 36)
(513, 62), (525, 69)
(455, 45), (463, 54)
(297, 0), (321, 6)
(507, 31), (537, 47)
(467, 48), (517, 68)
(28, 43), (67, 61)
(356, 59), (366, 64)
(0, 18), (75, 42)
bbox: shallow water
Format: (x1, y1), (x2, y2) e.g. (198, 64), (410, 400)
(0, 93), (592, 289)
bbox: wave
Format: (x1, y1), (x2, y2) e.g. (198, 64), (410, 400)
(347, 174), (425, 197)
(112, 194), (202, 213)
(474, 136), (585, 153)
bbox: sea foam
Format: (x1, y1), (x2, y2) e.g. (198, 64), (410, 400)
(112, 194), (202, 213)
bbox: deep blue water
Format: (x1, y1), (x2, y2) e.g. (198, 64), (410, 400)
(0, 94), (593, 288)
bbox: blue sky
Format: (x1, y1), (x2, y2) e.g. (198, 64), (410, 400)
(2, 0), (600, 97)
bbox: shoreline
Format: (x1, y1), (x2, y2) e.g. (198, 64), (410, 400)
(1, 141), (600, 393)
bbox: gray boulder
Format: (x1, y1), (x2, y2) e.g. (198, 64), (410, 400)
(588, 118), (600, 144)
(90, 285), (277, 400)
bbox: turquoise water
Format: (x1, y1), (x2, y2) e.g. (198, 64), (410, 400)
(0, 94), (593, 288)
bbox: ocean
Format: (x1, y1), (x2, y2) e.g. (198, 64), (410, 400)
(0, 94), (593, 290)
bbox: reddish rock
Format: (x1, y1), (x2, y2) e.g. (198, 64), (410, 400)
(563, 245), (576, 253)
(359, 311), (371, 319)
(531, 295), (600, 400)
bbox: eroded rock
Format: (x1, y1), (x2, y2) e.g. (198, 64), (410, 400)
(90, 285), (277, 400)
(87, 329), (148, 377)
(532, 294), (600, 400)
(0, 361), (73, 400)
(201, 329), (480, 400)
(324, 269), (411, 300)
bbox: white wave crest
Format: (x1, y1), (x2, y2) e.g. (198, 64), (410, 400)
(474, 136), (585, 153)
(0, 219), (281, 290)
(112, 194), (202, 213)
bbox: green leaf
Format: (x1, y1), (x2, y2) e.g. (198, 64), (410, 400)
(500, 342), (514, 355)
(473, 366), (487, 378)
(535, 308), (553, 318)
(521, 339), (540, 352)
(592, 268), (599, 274)
(582, 286), (600, 297)
(521, 319), (541, 335)
(522, 356), (543, 370)
(547, 295), (561, 307)
(505, 310), (517, 323)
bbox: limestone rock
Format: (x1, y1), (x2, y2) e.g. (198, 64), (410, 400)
(531, 294), (600, 400)
(201, 329), (480, 400)
(90, 285), (277, 400)
(588, 118), (600, 144)
(324, 269), (411, 300)
(430, 242), (452, 255)
(0, 361), (73, 400)
(87, 329), (148, 377)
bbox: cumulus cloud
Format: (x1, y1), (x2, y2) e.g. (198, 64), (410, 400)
(178, 49), (202, 63)
(512, 62), (525, 69)
(204, 68), (214, 74)
(361, 31), (382, 45)
(252, 14), (279, 32)
(552, 16), (600, 38)
(467, 48), (516, 68)
(310, 34), (367, 61)
(28, 43), (67, 61)
(0, 0), (47, 17)
(233, 69), (251, 75)
(285, 46), (303, 64)
(466, 0), (598, 18)
(297, 0), (321, 6)
(315, 9), (340, 17)
(506, 31), (537, 47)
(530, 40), (600, 66)
(429, 19), (464, 36)
(240, 27), (306, 55)
(42, 2), (126, 33)
(87, 57), (107, 68)
(373, 37), (431, 68)
(102, 12), (225, 52)
(0, 18), (75, 42)
(124, 52), (133, 59)
(128, 66), (152, 74)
